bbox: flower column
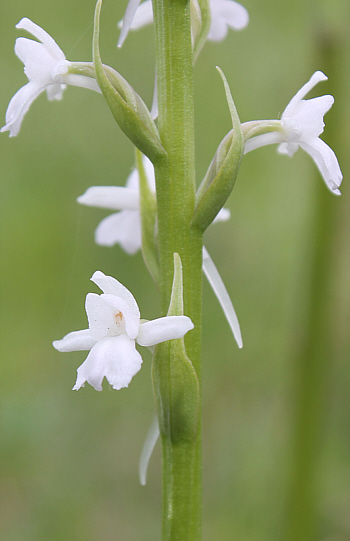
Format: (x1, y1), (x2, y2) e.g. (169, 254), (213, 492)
(151, 0), (203, 539)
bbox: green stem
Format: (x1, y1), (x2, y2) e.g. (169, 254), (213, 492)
(151, 0), (203, 539)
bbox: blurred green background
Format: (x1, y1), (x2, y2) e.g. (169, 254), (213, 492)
(0, 1), (349, 540)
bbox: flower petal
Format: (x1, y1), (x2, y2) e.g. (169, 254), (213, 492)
(139, 415), (160, 486)
(285, 94), (334, 140)
(73, 335), (142, 391)
(283, 71), (328, 118)
(118, 0), (142, 47)
(299, 138), (343, 194)
(16, 18), (66, 61)
(77, 186), (140, 210)
(208, 0), (249, 41)
(94, 210), (142, 254)
(128, 0), (153, 31)
(137, 315), (194, 347)
(85, 293), (119, 340)
(53, 329), (97, 352)
(15, 37), (63, 83)
(213, 207), (231, 223)
(202, 247), (243, 348)
(100, 293), (140, 340)
(91, 271), (140, 320)
(1, 81), (45, 137)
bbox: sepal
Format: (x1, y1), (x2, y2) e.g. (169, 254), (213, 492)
(93, 0), (166, 163)
(152, 254), (200, 443)
(192, 67), (243, 232)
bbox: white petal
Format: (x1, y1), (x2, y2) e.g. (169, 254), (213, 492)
(283, 71), (328, 117)
(125, 167), (140, 189)
(299, 138), (343, 194)
(77, 186), (140, 210)
(128, 0), (154, 30)
(277, 141), (299, 157)
(213, 207), (231, 223)
(91, 271), (140, 319)
(142, 155), (156, 192)
(85, 293), (119, 340)
(73, 335), (142, 391)
(139, 416), (160, 486)
(53, 329), (97, 352)
(137, 316), (194, 347)
(207, 16), (229, 41)
(46, 83), (66, 101)
(202, 247), (243, 348)
(244, 131), (284, 154)
(208, 0), (249, 41)
(100, 293), (140, 340)
(285, 95), (334, 140)
(1, 81), (45, 137)
(118, 0), (142, 47)
(15, 38), (62, 83)
(95, 210), (142, 254)
(16, 18), (66, 61)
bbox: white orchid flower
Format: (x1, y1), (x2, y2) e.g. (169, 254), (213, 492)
(53, 271), (194, 391)
(78, 155), (155, 254)
(78, 156), (242, 349)
(118, 0), (249, 47)
(1, 18), (100, 137)
(244, 71), (343, 195)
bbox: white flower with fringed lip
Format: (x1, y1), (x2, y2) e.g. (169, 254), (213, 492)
(118, 0), (249, 47)
(244, 71), (343, 195)
(1, 18), (100, 137)
(53, 271), (194, 391)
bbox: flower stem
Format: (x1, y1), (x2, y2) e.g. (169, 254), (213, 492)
(151, 0), (203, 539)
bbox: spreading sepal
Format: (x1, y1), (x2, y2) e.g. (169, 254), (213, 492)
(93, 0), (166, 163)
(152, 254), (200, 444)
(192, 67), (244, 231)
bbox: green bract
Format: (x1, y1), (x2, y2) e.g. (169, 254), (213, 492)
(152, 254), (199, 444)
(192, 67), (244, 232)
(93, 0), (166, 163)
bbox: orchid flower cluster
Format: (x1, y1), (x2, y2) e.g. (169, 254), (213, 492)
(2, 0), (343, 536)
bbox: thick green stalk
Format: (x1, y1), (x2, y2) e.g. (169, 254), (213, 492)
(151, 0), (203, 539)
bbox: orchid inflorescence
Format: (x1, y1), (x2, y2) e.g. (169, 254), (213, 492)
(1, 0), (343, 516)
(1, 0), (342, 388)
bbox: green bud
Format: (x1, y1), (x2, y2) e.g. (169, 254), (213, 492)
(93, 0), (166, 163)
(191, 67), (244, 232)
(152, 254), (200, 444)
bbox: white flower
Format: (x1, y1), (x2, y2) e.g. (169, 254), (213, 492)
(53, 271), (194, 391)
(244, 71), (343, 195)
(78, 155), (155, 254)
(78, 158), (242, 349)
(78, 154), (230, 251)
(1, 18), (100, 137)
(118, 0), (249, 47)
